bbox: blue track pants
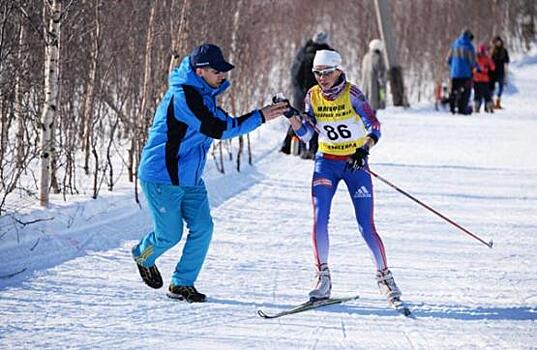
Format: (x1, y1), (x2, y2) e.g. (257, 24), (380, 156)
(133, 181), (213, 286)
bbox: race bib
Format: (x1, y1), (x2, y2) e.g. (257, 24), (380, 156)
(310, 84), (368, 155)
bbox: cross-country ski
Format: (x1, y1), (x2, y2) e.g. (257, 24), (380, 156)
(389, 298), (413, 317)
(257, 295), (360, 319)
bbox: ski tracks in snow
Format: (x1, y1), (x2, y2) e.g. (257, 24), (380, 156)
(2, 146), (536, 349)
(3, 61), (537, 349)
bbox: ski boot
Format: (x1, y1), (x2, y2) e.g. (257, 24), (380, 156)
(309, 264), (332, 301)
(376, 268), (401, 303)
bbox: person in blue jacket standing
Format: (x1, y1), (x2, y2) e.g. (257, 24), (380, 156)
(447, 29), (477, 115)
(132, 43), (289, 302)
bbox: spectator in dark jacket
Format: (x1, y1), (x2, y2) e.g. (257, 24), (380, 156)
(489, 36), (510, 109)
(280, 32), (333, 158)
(447, 29), (477, 115)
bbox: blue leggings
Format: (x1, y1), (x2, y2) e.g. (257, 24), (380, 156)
(134, 181), (213, 286)
(490, 75), (505, 97)
(311, 156), (387, 271)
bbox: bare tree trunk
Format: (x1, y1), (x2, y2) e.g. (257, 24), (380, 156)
(236, 136), (243, 172)
(106, 118), (119, 191)
(138, 3), (155, 140)
(0, 100), (8, 172)
(91, 140), (98, 199)
(168, 0), (190, 74)
(128, 137), (135, 183)
(15, 22), (27, 170)
(522, 0), (535, 51)
(218, 141), (224, 173)
(134, 3), (156, 204)
(374, 0), (409, 107)
(123, 95), (135, 183)
(0, 5), (10, 167)
(247, 134), (252, 165)
(39, 0), (62, 207)
(83, 0), (101, 175)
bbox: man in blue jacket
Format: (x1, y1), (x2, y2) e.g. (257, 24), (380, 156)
(447, 29), (477, 115)
(132, 43), (289, 302)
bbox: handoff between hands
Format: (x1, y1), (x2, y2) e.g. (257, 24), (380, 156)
(261, 102), (291, 121)
(260, 93), (302, 121)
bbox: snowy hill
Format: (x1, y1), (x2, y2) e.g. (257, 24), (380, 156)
(1, 53), (536, 349)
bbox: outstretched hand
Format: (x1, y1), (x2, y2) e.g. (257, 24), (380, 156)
(272, 94), (300, 118)
(260, 102), (291, 121)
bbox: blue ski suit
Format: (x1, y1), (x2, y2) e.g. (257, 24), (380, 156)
(133, 56), (267, 286)
(295, 75), (388, 272)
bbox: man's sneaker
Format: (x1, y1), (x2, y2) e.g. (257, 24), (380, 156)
(308, 264), (332, 301)
(376, 268), (401, 302)
(132, 246), (163, 289)
(167, 284), (207, 303)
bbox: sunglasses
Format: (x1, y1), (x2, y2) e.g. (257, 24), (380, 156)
(312, 67), (338, 77)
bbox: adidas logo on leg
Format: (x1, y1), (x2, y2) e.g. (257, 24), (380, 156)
(353, 186), (372, 198)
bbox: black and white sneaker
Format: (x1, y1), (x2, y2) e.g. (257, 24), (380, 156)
(132, 247), (163, 289)
(167, 285), (207, 303)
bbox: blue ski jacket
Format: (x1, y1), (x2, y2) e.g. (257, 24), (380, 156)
(138, 56), (265, 186)
(447, 32), (477, 79)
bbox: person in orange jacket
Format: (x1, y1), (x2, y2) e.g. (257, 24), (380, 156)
(472, 43), (496, 113)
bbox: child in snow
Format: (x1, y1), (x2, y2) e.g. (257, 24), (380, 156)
(434, 80), (450, 111)
(473, 42), (496, 113)
(286, 49), (402, 305)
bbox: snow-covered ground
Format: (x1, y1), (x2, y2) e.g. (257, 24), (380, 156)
(1, 53), (536, 349)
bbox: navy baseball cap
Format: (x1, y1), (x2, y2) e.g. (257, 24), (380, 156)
(189, 44), (234, 72)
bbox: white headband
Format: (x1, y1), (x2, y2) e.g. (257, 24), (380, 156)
(313, 50), (342, 69)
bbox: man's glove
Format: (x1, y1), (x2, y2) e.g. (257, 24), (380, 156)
(346, 145), (369, 171)
(272, 94), (300, 119)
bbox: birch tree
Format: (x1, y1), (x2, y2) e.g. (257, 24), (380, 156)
(39, 0), (62, 207)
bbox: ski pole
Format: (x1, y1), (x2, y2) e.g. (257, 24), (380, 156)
(274, 95), (493, 248)
(366, 168), (493, 249)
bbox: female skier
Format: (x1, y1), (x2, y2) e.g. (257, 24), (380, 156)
(287, 49), (402, 305)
